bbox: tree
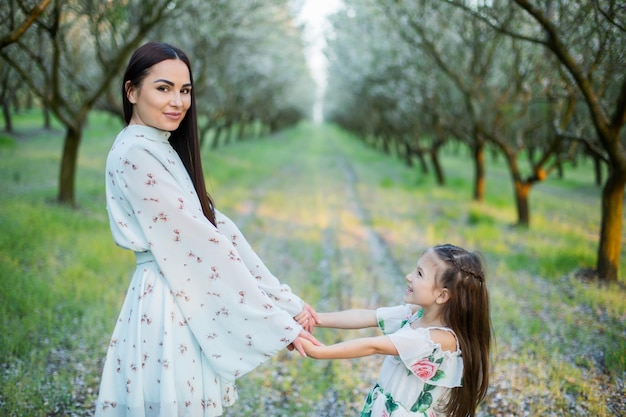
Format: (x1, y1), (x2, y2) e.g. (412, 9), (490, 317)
(1, 0), (175, 206)
(385, 1), (584, 226)
(447, 0), (626, 281)
(328, 1), (571, 225)
(157, 0), (313, 147)
(0, 0), (52, 131)
(0, 0), (51, 49)
(327, 1), (624, 280)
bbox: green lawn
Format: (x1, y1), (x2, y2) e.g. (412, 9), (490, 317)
(0, 110), (624, 416)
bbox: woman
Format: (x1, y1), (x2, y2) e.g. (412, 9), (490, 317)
(95, 41), (319, 417)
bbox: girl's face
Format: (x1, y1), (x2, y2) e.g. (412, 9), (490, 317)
(127, 59), (192, 132)
(404, 249), (447, 306)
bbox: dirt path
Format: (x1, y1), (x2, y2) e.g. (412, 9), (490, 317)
(334, 154), (405, 305)
(225, 129), (406, 312)
(219, 126), (410, 415)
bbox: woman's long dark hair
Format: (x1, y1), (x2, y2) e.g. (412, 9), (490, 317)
(432, 244), (492, 417)
(122, 41), (216, 226)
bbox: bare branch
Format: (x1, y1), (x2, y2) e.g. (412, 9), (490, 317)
(442, 0), (547, 46)
(0, 0), (51, 49)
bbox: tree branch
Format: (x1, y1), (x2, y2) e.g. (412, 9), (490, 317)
(0, 0), (51, 49)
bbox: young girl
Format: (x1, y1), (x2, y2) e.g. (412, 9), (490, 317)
(299, 243), (491, 417)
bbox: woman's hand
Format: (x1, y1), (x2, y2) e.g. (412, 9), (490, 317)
(294, 303), (321, 333)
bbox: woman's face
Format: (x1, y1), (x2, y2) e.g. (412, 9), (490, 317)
(126, 59), (192, 131)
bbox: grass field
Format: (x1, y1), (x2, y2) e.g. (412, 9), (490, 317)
(0, 110), (624, 416)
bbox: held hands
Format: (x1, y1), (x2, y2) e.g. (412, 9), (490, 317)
(288, 329), (322, 357)
(294, 303), (321, 333)
(288, 303), (322, 356)
(294, 335), (324, 358)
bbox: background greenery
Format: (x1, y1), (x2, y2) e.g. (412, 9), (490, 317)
(0, 111), (624, 416)
(2, 0), (624, 283)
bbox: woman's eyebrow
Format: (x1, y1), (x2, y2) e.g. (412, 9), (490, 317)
(152, 79), (192, 88)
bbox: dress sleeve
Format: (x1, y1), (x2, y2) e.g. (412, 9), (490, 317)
(111, 144), (301, 382)
(388, 327), (463, 387)
(375, 305), (413, 334)
(214, 211), (305, 317)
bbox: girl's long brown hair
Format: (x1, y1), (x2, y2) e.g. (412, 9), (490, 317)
(432, 244), (492, 417)
(122, 41), (216, 226)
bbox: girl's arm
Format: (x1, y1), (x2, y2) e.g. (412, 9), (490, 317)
(299, 335), (397, 359)
(316, 309), (378, 329)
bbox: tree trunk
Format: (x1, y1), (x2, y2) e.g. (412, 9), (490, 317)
(593, 156), (603, 186)
(199, 123), (210, 148)
(514, 180), (531, 227)
(211, 126), (223, 150)
(402, 141), (413, 167)
(556, 160), (563, 179)
(43, 107), (51, 129)
(57, 124), (82, 206)
(416, 150), (428, 174)
(1, 100), (12, 132)
(237, 120), (246, 140)
(225, 123), (233, 145)
(473, 141), (485, 201)
(503, 151), (531, 227)
(596, 171), (625, 282)
(394, 138), (403, 160)
(430, 150), (445, 186)
(381, 133), (390, 154)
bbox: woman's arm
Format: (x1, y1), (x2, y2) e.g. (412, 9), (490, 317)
(215, 211), (321, 331)
(299, 335), (397, 359)
(215, 211), (307, 316)
(316, 309), (378, 329)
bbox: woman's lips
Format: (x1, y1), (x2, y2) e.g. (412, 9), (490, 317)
(164, 112), (182, 120)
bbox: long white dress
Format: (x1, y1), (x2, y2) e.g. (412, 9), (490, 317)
(95, 125), (304, 417)
(360, 305), (463, 417)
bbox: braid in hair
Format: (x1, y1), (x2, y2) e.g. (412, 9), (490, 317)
(447, 246), (485, 283)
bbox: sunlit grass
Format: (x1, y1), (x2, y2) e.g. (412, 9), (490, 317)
(0, 111), (128, 414)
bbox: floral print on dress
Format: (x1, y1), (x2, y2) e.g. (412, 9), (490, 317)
(409, 357), (444, 382)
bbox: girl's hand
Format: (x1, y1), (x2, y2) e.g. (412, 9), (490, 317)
(288, 329), (321, 357)
(296, 335), (325, 358)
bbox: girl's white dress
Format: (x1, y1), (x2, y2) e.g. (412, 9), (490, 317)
(361, 305), (463, 417)
(95, 125), (304, 417)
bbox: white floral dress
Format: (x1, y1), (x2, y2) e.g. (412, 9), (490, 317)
(95, 125), (304, 417)
(360, 305), (463, 417)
